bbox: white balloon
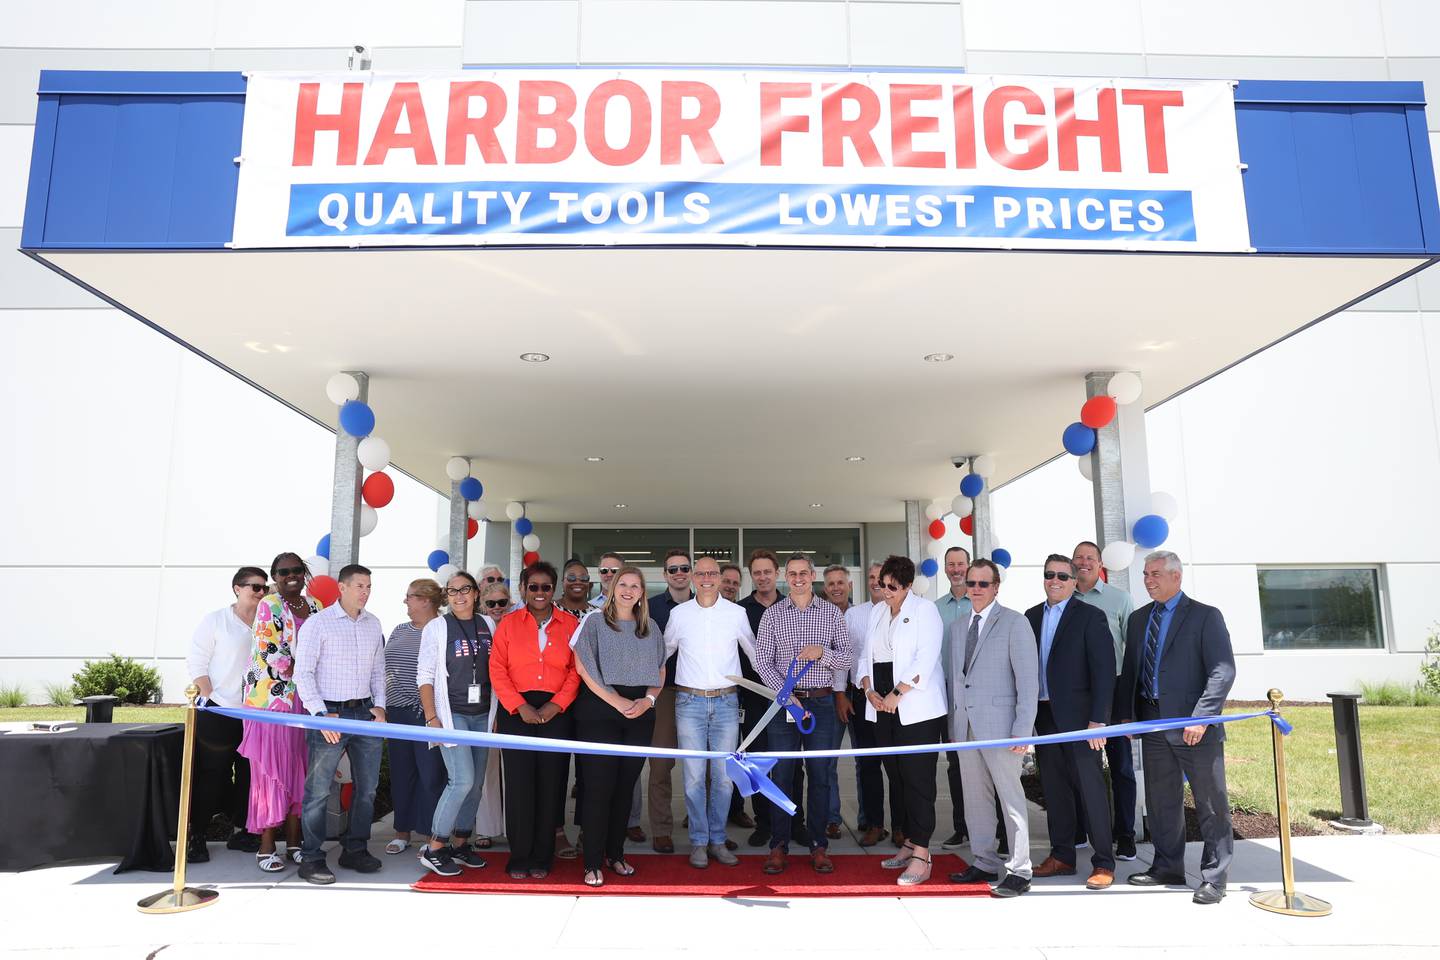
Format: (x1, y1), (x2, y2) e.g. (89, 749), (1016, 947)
(445, 457), (470, 482)
(436, 536), (451, 552)
(359, 504), (378, 537)
(1101, 540), (1137, 570)
(436, 563), (460, 583)
(971, 454), (996, 477)
(1107, 371), (1142, 405)
(927, 539), (949, 561)
(325, 372), (360, 406)
(466, 500), (486, 520)
(1078, 455), (1094, 481)
(522, 533), (541, 552)
(505, 501), (525, 521)
(305, 555), (328, 578)
(923, 501), (945, 521)
(950, 495), (974, 518)
(911, 575), (931, 596)
(357, 436), (390, 472)
(1149, 491), (1179, 521)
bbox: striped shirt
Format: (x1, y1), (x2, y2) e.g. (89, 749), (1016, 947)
(755, 595), (852, 692)
(294, 602), (387, 713)
(384, 622), (424, 709)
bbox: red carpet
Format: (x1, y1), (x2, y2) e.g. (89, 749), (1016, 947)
(412, 853), (993, 897)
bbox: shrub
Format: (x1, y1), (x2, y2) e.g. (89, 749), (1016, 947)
(44, 682), (74, 706)
(0, 684), (27, 708)
(72, 655), (162, 705)
(1421, 624), (1440, 695)
(1358, 679), (1440, 707)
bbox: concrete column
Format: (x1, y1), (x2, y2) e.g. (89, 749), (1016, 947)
(447, 462), (469, 572)
(328, 371), (368, 575)
(1085, 371), (1152, 604)
(970, 474), (996, 564)
(903, 499), (930, 598)
(508, 504), (525, 586)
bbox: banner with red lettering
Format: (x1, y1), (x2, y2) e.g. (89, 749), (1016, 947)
(231, 69), (1250, 251)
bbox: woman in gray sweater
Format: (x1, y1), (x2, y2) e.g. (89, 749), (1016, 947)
(571, 565), (666, 886)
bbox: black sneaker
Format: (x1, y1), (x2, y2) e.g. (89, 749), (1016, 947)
(941, 831), (967, 850)
(337, 848), (383, 873)
(226, 830), (261, 853)
(991, 874), (1031, 898)
(419, 845), (462, 877)
(186, 835), (210, 864)
(747, 829), (770, 848)
(451, 844), (488, 869)
(1116, 837), (1138, 861)
(299, 859), (336, 885)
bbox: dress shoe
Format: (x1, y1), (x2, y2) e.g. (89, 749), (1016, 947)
(859, 826), (888, 847)
(950, 865), (1000, 884)
(226, 830), (261, 853)
(1086, 867), (1115, 890)
(626, 826), (647, 843)
(338, 848), (382, 873)
(709, 843), (740, 866)
(652, 835), (675, 854)
(298, 859), (336, 885)
(763, 847), (787, 874)
(810, 848), (834, 874)
(941, 831), (967, 849)
(1128, 869), (1187, 887)
(747, 829), (771, 848)
(729, 809), (756, 829)
(724, 837), (739, 851)
(1033, 856), (1076, 878)
(186, 834), (210, 864)
(1116, 837), (1138, 861)
(825, 822), (842, 840)
(689, 845), (709, 869)
(1192, 882), (1226, 905)
(990, 874), (1031, 898)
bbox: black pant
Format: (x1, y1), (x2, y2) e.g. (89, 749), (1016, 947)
(1034, 702), (1116, 870)
(940, 717), (965, 834)
(191, 708), (250, 834)
(739, 689), (804, 835)
(498, 691), (572, 872)
(872, 714), (942, 845)
(574, 685), (654, 871)
(848, 683), (885, 830)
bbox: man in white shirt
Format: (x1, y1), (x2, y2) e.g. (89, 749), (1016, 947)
(665, 556), (757, 868)
(185, 566), (268, 861)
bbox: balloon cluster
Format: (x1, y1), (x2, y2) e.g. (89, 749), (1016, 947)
(920, 453), (1009, 591)
(506, 501), (541, 566)
(428, 457), (489, 583)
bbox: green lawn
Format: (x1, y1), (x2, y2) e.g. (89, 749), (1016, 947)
(0, 705), (187, 724)
(1223, 705), (1440, 834)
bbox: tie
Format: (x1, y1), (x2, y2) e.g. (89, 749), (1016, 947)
(963, 613), (981, 673)
(1140, 605), (1163, 698)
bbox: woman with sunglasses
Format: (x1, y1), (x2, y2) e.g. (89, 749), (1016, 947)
(415, 571), (494, 875)
(238, 552), (322, 872)
(478, 565), (518, 612)
(472, 580), (513, 847)
(857, 555), (947, 886)
(571, 566), (665, 886)
(489, 561), (581, 879)
(382, 578), (447, 856)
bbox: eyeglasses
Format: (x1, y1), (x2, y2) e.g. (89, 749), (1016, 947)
(598, 567), (619, 576)
(275, 566), (306, 578)
(482, 599), (510, 609)
(693, 570), (720, 579)
(665, 565), (691, 575)
(482, 575), (504, 584)
(1043, 571), (1074, 582)
(880, 581), (903, 592)
(404, 592), (427, 601)
(446, 585), (475, 596)
(525, 583), (555, 593)
(965, 579), (995, 588)
(238, 583), (266, 593)
(564, 575), (590, 584)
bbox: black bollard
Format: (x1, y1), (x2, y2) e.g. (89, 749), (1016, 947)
(1326, 691), (1373, 828)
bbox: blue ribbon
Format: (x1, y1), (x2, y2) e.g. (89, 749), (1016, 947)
(775, 657), (815, 734)
(724, 754), (797, 815)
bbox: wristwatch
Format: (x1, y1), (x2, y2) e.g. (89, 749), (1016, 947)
(644, 694), (657, 705)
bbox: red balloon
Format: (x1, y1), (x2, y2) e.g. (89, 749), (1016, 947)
(467, 518), (479, 540)
(308, 575), (340, 607)
(1080, 395), (1117, 430)
(959, 515), (974, 536)
(523, 550), (540, 566)
(927, 518), (947, 540)
(361, 471), (394, 508)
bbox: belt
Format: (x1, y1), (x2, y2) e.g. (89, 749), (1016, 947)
(791, 687), (834, 700)
(325, 697), (373, 710)
(676, 685), (736, 697)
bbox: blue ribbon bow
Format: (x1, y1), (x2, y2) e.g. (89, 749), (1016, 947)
(776, 656), (815, 734)
(725, 753), (797, 815)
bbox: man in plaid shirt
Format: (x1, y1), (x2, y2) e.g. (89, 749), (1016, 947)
(755, 552), (852, 875)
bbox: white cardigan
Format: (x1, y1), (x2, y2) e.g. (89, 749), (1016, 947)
(857, 591), (947, 725)
(415, 614), (498, 748)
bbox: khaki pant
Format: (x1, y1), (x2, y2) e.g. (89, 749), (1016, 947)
(647, 686), (677, 837)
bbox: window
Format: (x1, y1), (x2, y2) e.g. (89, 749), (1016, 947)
(570, 527), (688, 568)
(743, 527), (862, 568)
(1258, 568), (1384, 651)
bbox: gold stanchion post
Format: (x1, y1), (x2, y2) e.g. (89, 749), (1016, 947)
(1249, 688), (1332, 917)
(137, 684), (220, 914)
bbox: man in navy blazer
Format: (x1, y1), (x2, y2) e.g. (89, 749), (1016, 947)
(1115, 550), (1236, 905)
(1025, 555), (1117, 890)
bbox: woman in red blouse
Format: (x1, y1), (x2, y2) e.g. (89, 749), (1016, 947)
(489, 561), (581, 879)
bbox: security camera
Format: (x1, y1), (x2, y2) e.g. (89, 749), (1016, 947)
(950, 455), (971, 469)
(348, 45), (372, 71)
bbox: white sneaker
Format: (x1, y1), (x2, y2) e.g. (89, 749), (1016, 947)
(689, 845), (709, 869)
(708, 843), (739, 866)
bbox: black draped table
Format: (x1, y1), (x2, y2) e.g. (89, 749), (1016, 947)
(0, 722), (183, 872)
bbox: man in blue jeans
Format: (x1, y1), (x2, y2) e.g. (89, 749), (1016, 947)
(754, 553), (852, 875)
(664, 555), (759, 868)
(293, 563), (388, 885)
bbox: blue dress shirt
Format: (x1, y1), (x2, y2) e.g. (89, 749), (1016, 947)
(1038, 598), (1068, 701)
(1147, 591), (1184, 700)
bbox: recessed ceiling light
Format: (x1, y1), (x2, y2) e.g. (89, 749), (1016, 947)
(844, 456), (865, 462)
(614, 503), (627, 508)
(923, 352), (954, 363)
(520, 352), (550, 363)
(585, 456), (604, 462)
(809, 503), (824, 508)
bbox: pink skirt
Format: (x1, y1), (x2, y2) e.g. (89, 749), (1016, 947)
(238, 698), (308, 833)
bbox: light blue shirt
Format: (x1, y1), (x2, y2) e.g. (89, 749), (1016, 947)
(937, 591), (972, 683)
(1038, 598), (1069, 701)
(1145, 591), (1184, 699)
(1074, 579), (1134, 675)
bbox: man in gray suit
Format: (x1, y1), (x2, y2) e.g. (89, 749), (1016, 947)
(944, 558), (1039, 898)
(1115, 550), (1236, 905)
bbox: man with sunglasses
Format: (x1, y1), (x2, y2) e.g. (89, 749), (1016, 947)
(644, 548), (693, 854)
(945, 559), (1038, 897)
(589, 552), (624, 609)
(1024, 555), (1117, 890)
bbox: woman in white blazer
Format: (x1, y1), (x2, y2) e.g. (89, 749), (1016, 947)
(857, 555), (946, 886)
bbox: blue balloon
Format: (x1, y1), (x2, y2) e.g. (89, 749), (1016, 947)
(1062, 421), (1097, 456)
(339, 400), (375, 438)
(515, 517), (534, 536)
(959, 473), (984, 498)
(458, 476), (483, 501)
(1133, 514), (1170, 549)
(427, 549), (449, 572)
(316, 533), (331, 559)
(992, 548), (1012, 568)
(919, 557), (939, 578)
